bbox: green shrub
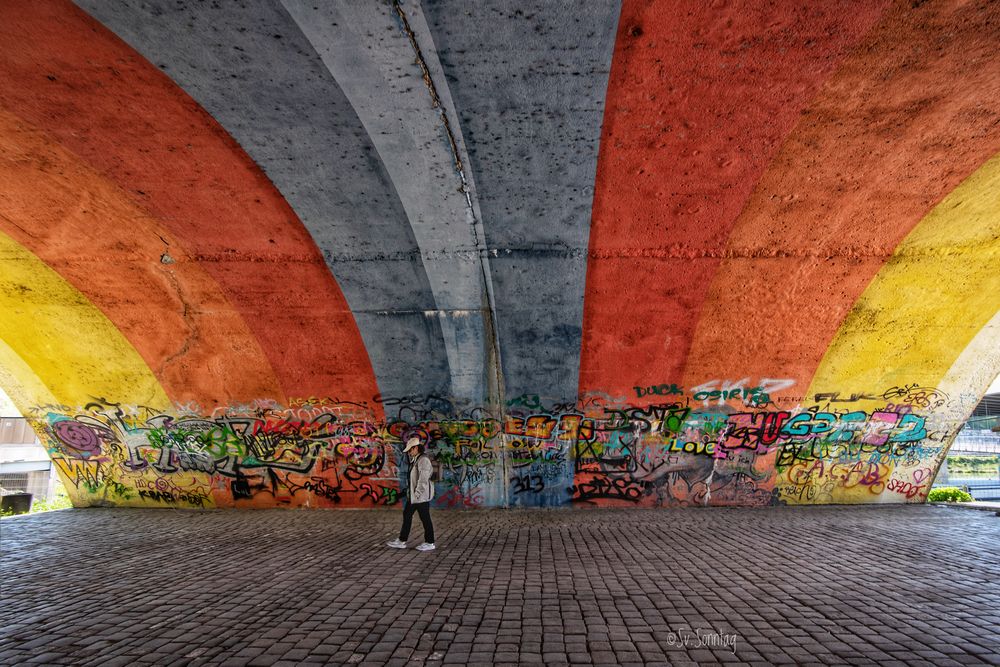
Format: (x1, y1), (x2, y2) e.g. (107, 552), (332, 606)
(30, 488), (73, 513)
(927, 486), (974, 503)
(0, 482), (74, 518)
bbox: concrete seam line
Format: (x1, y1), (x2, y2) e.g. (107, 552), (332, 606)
(391, 0), (509, 505)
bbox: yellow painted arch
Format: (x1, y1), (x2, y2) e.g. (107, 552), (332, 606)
(788, 154), (1000, 503)
(934, 310), (1000, 424)
(0, 337), (59, 414)
(0, 230), (180, 506)
(0, 231), (226, 508)
(806, 154), (1000, 400)
(0, 230), (171, 409)
(0, 107), (287, 405)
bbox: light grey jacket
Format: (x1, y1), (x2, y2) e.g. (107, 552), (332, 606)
(407, 454), (435, 504)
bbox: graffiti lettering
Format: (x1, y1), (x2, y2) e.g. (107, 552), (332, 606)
(31, 383), (954, 510)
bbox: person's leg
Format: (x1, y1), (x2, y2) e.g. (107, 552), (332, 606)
(398, 500), (416, 541)
(415, 502), (434, 544)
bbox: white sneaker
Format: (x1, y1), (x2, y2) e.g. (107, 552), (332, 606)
(415, 542), (436, 551)
(386, 538), (407, 549)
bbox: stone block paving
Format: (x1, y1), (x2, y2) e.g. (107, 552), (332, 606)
(1, 505), (999, 666)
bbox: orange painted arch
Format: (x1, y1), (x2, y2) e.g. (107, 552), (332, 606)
(680, 0), (1000, 396)
(0, 0), (381, 410)
(0, 109), (284, 406)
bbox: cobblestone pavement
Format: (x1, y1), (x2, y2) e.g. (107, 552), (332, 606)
(1, 505), (998, 666)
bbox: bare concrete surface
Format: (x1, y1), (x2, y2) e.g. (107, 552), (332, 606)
(1, 506), (998, 666)
(937, 502), (1000, 513)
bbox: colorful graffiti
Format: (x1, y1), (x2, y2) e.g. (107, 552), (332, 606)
(30, 381), (959, 510)
(0, 0), (997, 516)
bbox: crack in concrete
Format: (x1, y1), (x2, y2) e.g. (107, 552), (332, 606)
(157, 261), (198, 379)
(0, 212), (39, 241)
(392, 0), (507, 427)
(390, 1), (461, 175)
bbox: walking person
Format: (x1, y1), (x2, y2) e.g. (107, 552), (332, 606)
(387, 437), (436, 551)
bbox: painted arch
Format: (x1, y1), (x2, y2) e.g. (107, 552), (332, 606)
(0, 0), (997, 509)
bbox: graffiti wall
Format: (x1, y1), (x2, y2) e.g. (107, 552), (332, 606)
(2, 1), (998, 514)
(33, 381), (959, 510)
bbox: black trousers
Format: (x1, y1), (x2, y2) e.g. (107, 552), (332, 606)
(399, 500), (434, 544)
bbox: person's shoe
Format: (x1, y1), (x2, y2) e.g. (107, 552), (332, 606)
(415, 542), (436, 551)
(386, 538), (407, 549)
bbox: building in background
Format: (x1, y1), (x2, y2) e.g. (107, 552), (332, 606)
(935, 375), (1000, 500)
(0, 388), (54, 506)
(0, 418), (54, 503)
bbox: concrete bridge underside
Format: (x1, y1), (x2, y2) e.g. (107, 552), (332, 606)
(0, 0), (998, 510)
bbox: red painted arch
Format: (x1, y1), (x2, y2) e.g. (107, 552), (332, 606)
(680, 0), (1000, 396)
(0, 109), (285, 405)
(580, 0), (890, 400)
(0, 0), (380, 410)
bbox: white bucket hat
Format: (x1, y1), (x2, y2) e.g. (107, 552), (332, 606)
(403, 437), (421, 452)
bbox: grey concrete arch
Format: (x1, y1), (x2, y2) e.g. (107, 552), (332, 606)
(74, 0), (453, 409)
(421, 0), (622, 405)
(280, 0), (500, 407)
